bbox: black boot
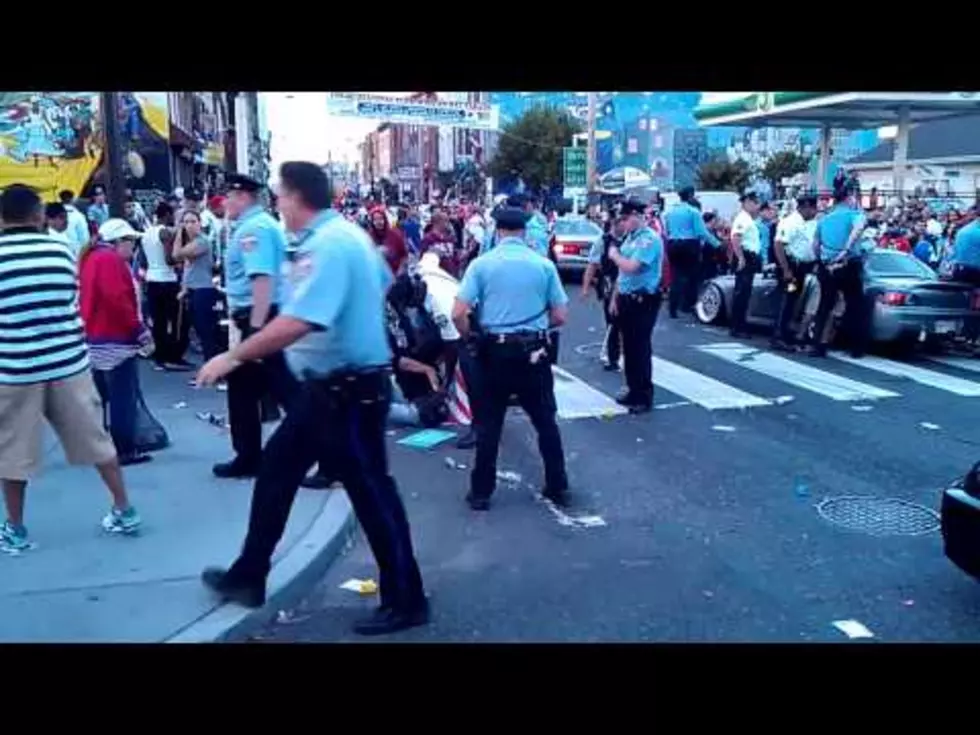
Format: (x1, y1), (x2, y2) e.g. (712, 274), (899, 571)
(352, 600), (430, 636)
(201, 567), (266, 609)
(212, 458), (259, 479)
(456, 427), (478, 450)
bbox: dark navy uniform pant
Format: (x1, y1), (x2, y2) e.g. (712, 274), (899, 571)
(229, 370), (425, 612)
(471, 336), (568, 500)
(227, 308), (298, 467)
(772, 259), (814, 345)
(618, 291), (662, 407)
(730, 251), (762, 335)
(811, 258), (870, 354)
(666, 238), (701, 317)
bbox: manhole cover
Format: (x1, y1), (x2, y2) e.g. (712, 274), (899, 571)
(816, 496), (940, 537)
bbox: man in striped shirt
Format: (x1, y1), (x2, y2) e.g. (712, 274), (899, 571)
(0, 184), (142, 554)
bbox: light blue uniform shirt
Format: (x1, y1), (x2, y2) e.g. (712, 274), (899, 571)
(616, 225), (664, 295)
(756, 219), (771, 266)
(816, 204), (865, 262)
(587, 236), (604, 265)
(458, 236), (567, 334)
(479, 220), (496, 256)
(282, 210), (393, 379)
(663, 202), (720, 248)
(224, 204), (288, 310)
(525, 210), (551, 258)
(951, 220), (980, 269)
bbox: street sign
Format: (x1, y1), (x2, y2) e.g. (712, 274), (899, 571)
(326, 93), (499, 131)
(563, 147), (587, 196)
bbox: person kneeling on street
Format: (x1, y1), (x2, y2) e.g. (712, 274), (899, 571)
(386, 271), (450, 428)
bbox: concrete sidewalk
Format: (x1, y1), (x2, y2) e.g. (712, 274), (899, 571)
(0, 363), (355, 643)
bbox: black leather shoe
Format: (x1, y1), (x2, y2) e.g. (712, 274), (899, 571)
(201, 567), (266, 608)
(212, 459), (259, 479)
(769, 338), (794, 352)
(730, 329), (750, 339)
(119, 453), (153, 467)
(615, 393), (637, 407)
(301, 473), (336, 490)
(353, 602), (430, 636)
(465, 493), (491, 511)
(456, 429), (478, 450)
(542, 488), (571, 508)
(628, 403), (653, 415)
(603, 362), (620, 372)
(808, 345), (828, 358)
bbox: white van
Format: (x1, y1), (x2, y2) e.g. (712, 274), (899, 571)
(661, 190), (741, 224)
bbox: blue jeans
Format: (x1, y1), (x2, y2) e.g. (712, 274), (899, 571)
(93, 357), (140, 457)
(188, 287), (221, 360)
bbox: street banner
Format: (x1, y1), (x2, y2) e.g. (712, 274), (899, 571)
(326, 93), (499, 131)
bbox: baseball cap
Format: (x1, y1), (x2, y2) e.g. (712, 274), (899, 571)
(99, 218), (141, 242)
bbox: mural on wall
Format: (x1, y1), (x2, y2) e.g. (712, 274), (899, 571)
(0, 92), (170, 201)
(487, 92), (880, 191)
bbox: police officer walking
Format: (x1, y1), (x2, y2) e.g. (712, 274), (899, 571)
(809, 184), (868, 358)
(197, 162), (428, 636)
(451, 204), (570, 511)
(663, 186), (720, 318)
(770, 195), (818, 351)
(607, 198), (665, 414)
(582, 208), (625, 371)
(728, 191), (763, 338)
(212, 173), (294, 479)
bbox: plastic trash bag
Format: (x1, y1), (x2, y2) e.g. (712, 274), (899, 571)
(133, 379), (170, 453)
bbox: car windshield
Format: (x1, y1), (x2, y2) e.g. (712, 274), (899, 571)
(866, 250), (936, 279)
(554, 218), (601, 238)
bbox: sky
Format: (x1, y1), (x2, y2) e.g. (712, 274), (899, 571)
(264, 92), (900, 175)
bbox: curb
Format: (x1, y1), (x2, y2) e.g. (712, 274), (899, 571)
(165, 490), (357, 643)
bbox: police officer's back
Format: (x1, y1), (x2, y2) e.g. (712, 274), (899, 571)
(452, 205), (570, 512)
(198, 161), (427, 636)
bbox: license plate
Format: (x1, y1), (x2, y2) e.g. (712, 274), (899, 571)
(934, 320), (959, 334)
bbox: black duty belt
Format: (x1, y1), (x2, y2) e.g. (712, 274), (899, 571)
(620, 290), (655, 300)
(667, 238), (700, 246)
(482, 330), (549, 346)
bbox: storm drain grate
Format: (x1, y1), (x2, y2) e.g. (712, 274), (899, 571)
(815, 496), (940, 537)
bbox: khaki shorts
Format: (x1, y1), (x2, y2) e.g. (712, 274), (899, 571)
(0, 370), (117, 481)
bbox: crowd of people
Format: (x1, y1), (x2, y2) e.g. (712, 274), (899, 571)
(3, 160), (979, 634)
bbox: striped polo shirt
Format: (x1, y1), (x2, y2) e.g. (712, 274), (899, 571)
(0, 227), (89, 385)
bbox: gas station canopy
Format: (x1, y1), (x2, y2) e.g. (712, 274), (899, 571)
(693, 92), (980, 128)
(693, 92), (980, 196)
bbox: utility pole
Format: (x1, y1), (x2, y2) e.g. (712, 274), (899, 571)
(586, 92), (597, 213)
(100, 91), (127, 217)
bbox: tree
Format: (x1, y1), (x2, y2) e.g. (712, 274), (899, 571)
(486, 104), (582, 193)
(695, 157), (753, 193)
(759, 151), (811, 189)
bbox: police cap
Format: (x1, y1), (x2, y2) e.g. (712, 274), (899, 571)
(492, 206), (529, 230)
(740, 189), (760, 203)
(619, 198), (646, 216)
(224, 173), (262, 194)
(504, 194), (527, 208)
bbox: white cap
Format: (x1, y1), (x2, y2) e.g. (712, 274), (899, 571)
(98, 218), (141, 242)
(926, 220), (943, 238)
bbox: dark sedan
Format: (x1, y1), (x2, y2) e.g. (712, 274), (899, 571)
(695, 249), (980, 349)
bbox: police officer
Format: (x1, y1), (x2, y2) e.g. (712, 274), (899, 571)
(582, 207), (625, 371)
(522, 194), (552, 259)
(810, 184), (868, 358)
(452, 204), (570, 512)
(770, 195), (818, 351)
(213, 173), (294, 479)
(663, 186), (720, 318)
(197, 161), (428, 636)
(728, 190), (763, 338)
(608, 198), (665, 414)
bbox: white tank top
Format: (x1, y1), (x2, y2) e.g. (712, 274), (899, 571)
(143, 225), (177, 283)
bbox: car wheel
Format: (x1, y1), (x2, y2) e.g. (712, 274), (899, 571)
(696, 283), (725, 325)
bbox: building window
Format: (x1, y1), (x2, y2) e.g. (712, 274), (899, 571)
(653, 135), (663, 149)
(639, 118), (647, 131)
(627, 138), (638, 154)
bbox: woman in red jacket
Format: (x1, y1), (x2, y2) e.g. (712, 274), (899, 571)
(79, 219), (157, 466)
(367, 205), (409, 275)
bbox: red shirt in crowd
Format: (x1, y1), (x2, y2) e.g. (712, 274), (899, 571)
(78, 245), (143, 344)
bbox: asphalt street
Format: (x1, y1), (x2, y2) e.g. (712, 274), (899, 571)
(252, 285), (980, 643)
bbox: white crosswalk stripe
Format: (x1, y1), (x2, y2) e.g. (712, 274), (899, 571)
(831, 352), (980, 397)
(697, 343), (900, 401)
(651, 356), (772, 410)
(552, 365), (628, 419)
(926, 355), (980, 375)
